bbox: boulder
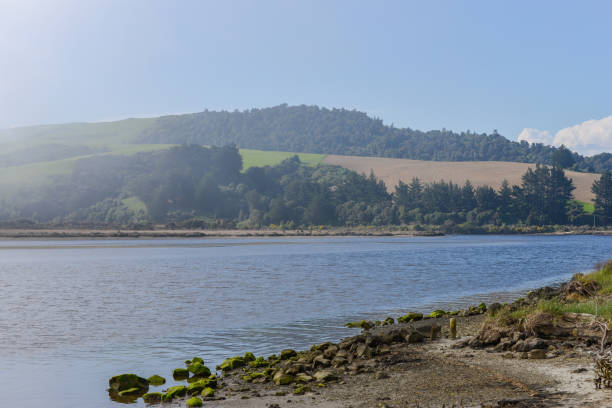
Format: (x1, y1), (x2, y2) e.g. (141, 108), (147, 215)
(217, 357), (246, 371)
(405, 331), (425, 343)
(188, 362), (211, 377)
(186, 397), (203, 407)
(162, 385), (187, 401)
(191, 357), (204, 365)
(293, 385), (312, 395)
(243, 352), (256, 362)
(313, 369), (339, 382)
(323, 345), (338, 359)
(398, 313), (423, 323)
(201, 387), (215, 397)
(429, 310), (446, 318)
(516, 337), (548, 352)
(280, 349), (298, 360)
(296, 373), (313, 382)
(172, 368), (189, 380)
(142, 392), (163, 404)
(273, 371), (295, 385)
(108, 374), (149, 392)
(146, 375), (165, 386)
(187, 378), (217, 394)
(313, 355), (331, 368)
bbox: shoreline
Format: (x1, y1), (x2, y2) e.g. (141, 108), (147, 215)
(0, 227), (611, 239)
(113, 279), (612, 408)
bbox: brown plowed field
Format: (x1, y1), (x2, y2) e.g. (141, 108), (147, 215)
(323, 155), (598, 203)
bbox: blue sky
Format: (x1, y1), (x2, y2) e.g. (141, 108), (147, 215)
(2, 0), (612, 153)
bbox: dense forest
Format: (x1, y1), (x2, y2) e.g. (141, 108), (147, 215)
(1, 145), (610, 230)
(141, 105), (612, 173)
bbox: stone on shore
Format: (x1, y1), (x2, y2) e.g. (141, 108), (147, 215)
(147, 374), (166, 386)
(186, 396), (203, 407)
(108, 374), (149, 392)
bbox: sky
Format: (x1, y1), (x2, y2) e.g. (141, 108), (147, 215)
(1, 0), (612, 155)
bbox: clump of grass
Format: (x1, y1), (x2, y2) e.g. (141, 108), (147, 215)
(487, 303), (533, 328)
(537, 298), (612, 321)
(584, 261), (612, 294)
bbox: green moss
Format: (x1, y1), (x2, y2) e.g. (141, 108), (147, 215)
(344, 320), (374, 330)
(397, 312), (423, 323)
(162, 385), (187, 401)
(187, 378), (217, 394)
(191, 356), (204, 364)
(293, 385), (311, 395)
(173, 368), (189, 380)
(429, 310), (446, 318)
(242, 372), (267, 382)
(188, 362), (211, 377)
(217, 356), (246, 371)
(146, 375), (165, 386)
(273, 372), (295, 385)
(280, 349), (297, 360)
(142, 392), (163, 404)
(243, 352), (256, 362)
(201, 387), (215, 397)
(248, 356), (269, 368)
(108, 374), (149, 392)
(186, 396), (203, 407)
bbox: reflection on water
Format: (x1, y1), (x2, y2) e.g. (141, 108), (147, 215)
(0, 235), (610, 407)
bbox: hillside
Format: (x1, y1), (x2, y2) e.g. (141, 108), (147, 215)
(324, 155), (599, 203)
(2, 105), (612, 172)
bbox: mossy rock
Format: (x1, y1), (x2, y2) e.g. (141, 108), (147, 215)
(397, 313), (423, 323)
(185, 360), (192, 365)
(273, 372), (295, 385)
(248, 356), (269, 368)
(217, 357), (246, 371)
(142, 392), (163, 404)
(344, 320), (375, 330)
(293, 385), (311, 395)
(147, 375), (166, 386)
(188, 362), (211, 377)
(429, 310), (446, 318)
(383, 317), (395, 325)
(109, 374), (149, 392)
(280, 349), (297, 360)
(296, 373), (313, 382)
(201, 387), (215, 397)
(173, 368), (189, 380)
(187, 378), (217, 394)
(243, 352), (256, 362)
(242, 372), (267, 382)
(191, 356), (204, 365)
(478, 302), (487, 312)
(313, 370), (338, 382)
(162, 385), (187, 401)
(186, 396), (203, 407)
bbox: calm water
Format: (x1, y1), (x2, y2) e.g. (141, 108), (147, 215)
(1, 235), (611, 407)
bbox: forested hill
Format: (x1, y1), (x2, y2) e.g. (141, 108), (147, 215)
(3, 105), (612, 172)
(140, 105), (612, 172)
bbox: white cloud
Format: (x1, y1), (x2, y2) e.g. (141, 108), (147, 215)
(553, 116), (612, 156)
(517, 115), (612, 156)
(517, 128), (554, 145)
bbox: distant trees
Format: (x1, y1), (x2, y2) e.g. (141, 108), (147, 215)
(592, 172), (612, 222)
(0, 144), (593, 229)
(140, 105), (612, 172)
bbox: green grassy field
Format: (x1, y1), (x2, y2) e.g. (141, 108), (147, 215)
(575, 200), (595, 214)
(0, 145), (326, 193)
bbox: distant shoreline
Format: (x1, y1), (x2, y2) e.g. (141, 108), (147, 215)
(0, 227), (611, 239)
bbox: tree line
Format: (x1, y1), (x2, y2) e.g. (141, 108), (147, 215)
(140, 104), (612, 173)
(1, 144), (611, 230)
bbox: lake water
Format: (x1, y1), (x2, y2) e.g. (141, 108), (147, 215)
(1, 235), (611, 407)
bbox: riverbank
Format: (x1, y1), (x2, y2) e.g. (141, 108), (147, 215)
(0, 227), (611, 239)
(113, 276), (612, 408)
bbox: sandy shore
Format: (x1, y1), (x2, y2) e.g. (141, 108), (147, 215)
(155, 315), (612, 408)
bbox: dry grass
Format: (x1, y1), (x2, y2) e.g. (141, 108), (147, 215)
(323, 155), (599, 202)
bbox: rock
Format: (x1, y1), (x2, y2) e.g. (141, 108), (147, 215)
(345, 320), (375, 330)
(517, 337), (548, 352)
(243, 352), (256, 362)
(273, 371), (295, 385)
(296, 373), (313, 382)
(313, 355), (331, 368)
(355, 344), (374, 358)
(217, 357), (246, 371)
(201, 387), (215, 397)
(172, 368), (189, 380)
(142, 392), (163, 403)
(249, 356), (269, 368)
(108, 374), (149, 392)
(313, 370), (338, 382)
(501, 353), (515, 359)
(284, 363), (309, 376)
(188, 378), (217, 394)
(191, 357), (204, 365)
(188, 362), (211, 377)
(147, 375), (165, 386)
(397, 312), (423, 323)
(293, 385), (311, 395)
(163, 385), (187, 401)
(280, 349), (298, 360)
(478, 303), (487, 313)
(186, 396), (203, 407)
(405, 331), (425, 343)
(528, 349), (547, 359)
(383, 317), (395, 325)
(323, 345), (338, 359)
(429, 310), (446, 318)
(478, 329), (502, 346)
